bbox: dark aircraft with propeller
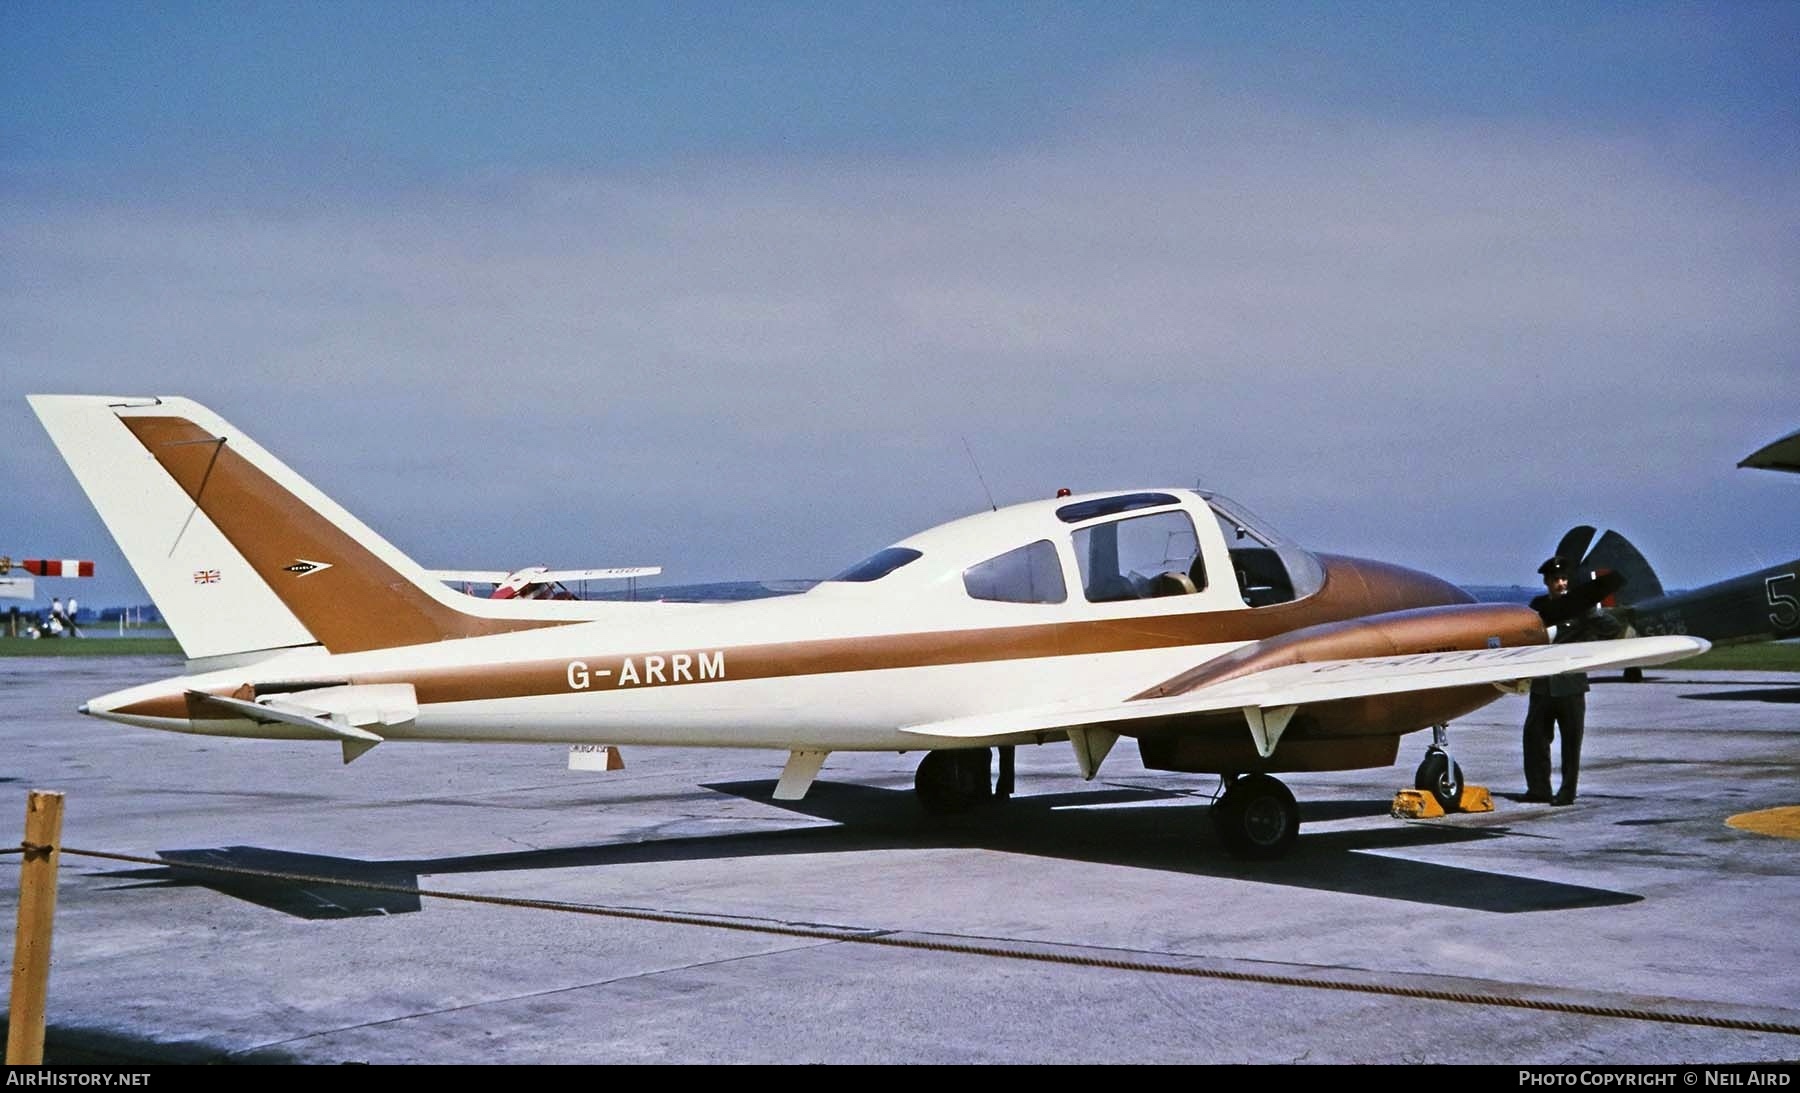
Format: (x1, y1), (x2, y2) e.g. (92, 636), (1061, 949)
(1543, 430), (1798, 652)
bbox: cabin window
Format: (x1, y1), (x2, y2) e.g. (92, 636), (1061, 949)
(830, 547), (923, 583)
(963, 540), (1067, 604)
(1054, 492), (1181, 524)
(1073, 511), (1204, 602)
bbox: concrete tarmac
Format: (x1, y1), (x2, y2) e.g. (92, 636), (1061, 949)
(3, 655), (1798, 1064)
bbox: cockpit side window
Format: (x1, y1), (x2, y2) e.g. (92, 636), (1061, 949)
(1072, 511), (1204, 603)
(963, 540), (1067, 604)
(1201, 492), (1325, 606)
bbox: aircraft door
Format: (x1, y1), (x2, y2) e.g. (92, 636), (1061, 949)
(1074, 510), (1207, 603)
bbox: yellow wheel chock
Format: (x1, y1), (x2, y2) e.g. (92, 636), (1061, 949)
(1392, 783), (1494, 819)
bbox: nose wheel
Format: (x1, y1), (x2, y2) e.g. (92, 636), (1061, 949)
(1414, 747), (1465, 813)
(1399, 723), (1492, 817)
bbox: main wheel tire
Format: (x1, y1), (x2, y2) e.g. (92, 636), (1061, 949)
(914, 748), (993, 813)
(1414, 749), (1464, 812)
(1212, 773), (1299, 860)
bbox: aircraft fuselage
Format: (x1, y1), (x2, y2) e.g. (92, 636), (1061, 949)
(86, 552), (1541, 773)
(1626, 560), (1800, 646)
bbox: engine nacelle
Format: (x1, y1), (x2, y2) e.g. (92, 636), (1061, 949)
(1135, 602), (1546, 774)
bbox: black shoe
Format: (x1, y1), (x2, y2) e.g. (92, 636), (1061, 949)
(1522, 791), (1552, 803)
(1551, 792), (1575, 806)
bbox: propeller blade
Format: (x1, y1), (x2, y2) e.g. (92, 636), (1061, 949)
(1553, 525), (1597, 567)
(1531, 570), (1625, 626)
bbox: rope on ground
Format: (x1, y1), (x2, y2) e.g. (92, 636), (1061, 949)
(52, 844), (1800, 1039)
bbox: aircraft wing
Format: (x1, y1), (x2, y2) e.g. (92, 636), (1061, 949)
(900, 635), (1709, 743)
(430, 567), (661, 583)
(431, 569), (511, 584)
(530, 567), (662, 581)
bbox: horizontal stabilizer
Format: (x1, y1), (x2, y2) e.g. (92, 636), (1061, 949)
(186, 683), (417, 763)
(901, 635), (1709, 742)
(190, 691), (385, 741)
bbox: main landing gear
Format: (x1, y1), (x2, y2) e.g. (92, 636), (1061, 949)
(1210, 773), (1300, 860)
(914, 746), (1015, 813)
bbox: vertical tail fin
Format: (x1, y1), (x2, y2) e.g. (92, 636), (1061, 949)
(29, 395), (557, 664)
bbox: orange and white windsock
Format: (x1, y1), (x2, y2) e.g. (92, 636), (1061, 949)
(16, 558), (95, 577)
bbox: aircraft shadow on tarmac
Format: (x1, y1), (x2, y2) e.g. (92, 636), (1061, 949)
(92, 782), (1641, 920)
(1679, 687), (1800, 704)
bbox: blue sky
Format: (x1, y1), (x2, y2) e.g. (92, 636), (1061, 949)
(3, 2), (1797, 608)
(9, 3), (1798, 177)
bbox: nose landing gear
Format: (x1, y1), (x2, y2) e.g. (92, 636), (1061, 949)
(1395, 723), (1493, 818)
(1414, 747), (1465, 813)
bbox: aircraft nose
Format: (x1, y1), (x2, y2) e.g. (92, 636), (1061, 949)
(78, 701), (91, 716)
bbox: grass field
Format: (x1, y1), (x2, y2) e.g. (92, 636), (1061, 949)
(0, 636), (182, 657)
(1672, 642), (1800, 672)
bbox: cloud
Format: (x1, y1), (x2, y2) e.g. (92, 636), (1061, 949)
(3, 72), (1796, 601)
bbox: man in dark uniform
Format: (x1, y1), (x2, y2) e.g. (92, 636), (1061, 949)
(1523, 555), (1623, 805)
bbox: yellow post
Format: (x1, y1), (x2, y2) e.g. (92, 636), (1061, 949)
(7, 790), (65, 1065)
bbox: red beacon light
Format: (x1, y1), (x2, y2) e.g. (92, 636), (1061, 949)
(1055, 488), (1071, 498)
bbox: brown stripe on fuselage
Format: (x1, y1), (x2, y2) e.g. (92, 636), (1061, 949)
(119, 554), (1517, 721)
(122, 416), (564, 654)
(355, 553), (1485, 703)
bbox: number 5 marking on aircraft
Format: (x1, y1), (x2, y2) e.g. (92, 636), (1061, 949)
(1767, 573), (1799, 630)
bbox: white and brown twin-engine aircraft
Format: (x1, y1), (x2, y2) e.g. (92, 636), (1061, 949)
(30, 395), (1709, 859)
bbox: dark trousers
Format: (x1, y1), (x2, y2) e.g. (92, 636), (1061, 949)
(1523, 692), (1585, 799)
